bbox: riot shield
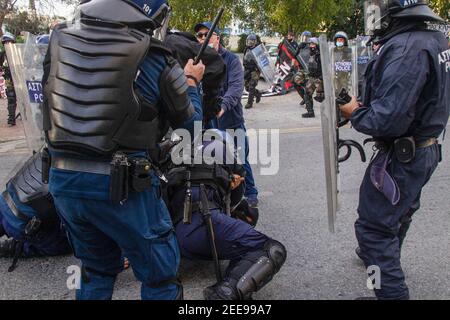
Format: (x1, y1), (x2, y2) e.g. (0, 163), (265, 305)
(250, 44), (277, 86)
(319, 35), (366, 233)
(296, 45), (310, 72)
(352, 36), (373, 98)
(4, 33), (47, 153)
(332, 45), (354, 97)
(319, 35), (339, 233)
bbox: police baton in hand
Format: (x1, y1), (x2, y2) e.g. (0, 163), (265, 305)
(193, 7), (225, 65)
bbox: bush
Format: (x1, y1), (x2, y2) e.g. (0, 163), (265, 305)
(237, 34), (247, 53)
(237, 34), (262, 53)
(220, 33), (230, 49)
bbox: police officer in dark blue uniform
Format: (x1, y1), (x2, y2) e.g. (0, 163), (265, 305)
(1, 34), (17, 126)
(42, 0), (205, 300)
(164, 132), (287, 300)
(0, 151), (71, 269)
(339, 0), (449, 300)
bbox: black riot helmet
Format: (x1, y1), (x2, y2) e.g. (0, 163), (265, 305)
(364, 0), (444, 36)
(1, 34), (16, 44)
(79, 0), (171, 37)
(300, 31), (312, 44)
(246, 34), (258, 48)
(333, 31), (349, 47)
(167, 130), (246, 211)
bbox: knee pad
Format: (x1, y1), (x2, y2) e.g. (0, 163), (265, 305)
(263, 239), (287, 272)
(210, 239), (287, 300)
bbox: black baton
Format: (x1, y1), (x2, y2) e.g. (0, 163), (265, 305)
(199, 183), (222, 282)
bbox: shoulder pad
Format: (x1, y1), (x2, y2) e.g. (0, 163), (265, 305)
(149, 38), (173, 57)
(160, 62), (195, 127)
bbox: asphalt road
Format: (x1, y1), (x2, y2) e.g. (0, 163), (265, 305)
(0, 91), (449, 300)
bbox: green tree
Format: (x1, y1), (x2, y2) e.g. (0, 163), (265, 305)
(429, 0), (450, 21)
(4, 10), (49, 35)
(1, 0), (78, 37)
(169, 0), (245, 32)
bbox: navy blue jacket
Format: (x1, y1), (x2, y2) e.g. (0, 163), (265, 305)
(215, 46), (245, 130)
(351, 29), (450, 140)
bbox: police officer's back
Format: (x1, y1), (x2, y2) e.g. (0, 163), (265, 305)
(42, 0), (205, 300)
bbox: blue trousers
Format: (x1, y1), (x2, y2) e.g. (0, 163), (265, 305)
(51, 170), (180, 300)
(175, 210), (268, 263)
(232, 124), (258, 200)
(355, 145), (440, 300)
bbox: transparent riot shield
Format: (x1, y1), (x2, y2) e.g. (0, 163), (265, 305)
(319, 35), (339, 233)
(319, 35), (366, 233)
(296, 46), (310, 72)
(4, 33), (47, 152)
(332, 44), (355, 97)
(250, 44), (277, 87)
(352, 36), (373, 98)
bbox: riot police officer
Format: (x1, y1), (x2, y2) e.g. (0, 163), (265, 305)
(302, 37), (323, 118)
(293, 31), (311, 107)
(243, 34), (262, 110)
(0, 151), (71, 270)
(0, 34), (17, 126)
(339, 0), (449, 300)
(43, 0), (205, 300)
(164, 132), (287, 300)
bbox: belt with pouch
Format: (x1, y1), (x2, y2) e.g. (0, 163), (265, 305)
(52, 156), (111, 175)
(51, 153), (154, 204)
(374, 137), (438, 164)
(415, 138), (438, 149)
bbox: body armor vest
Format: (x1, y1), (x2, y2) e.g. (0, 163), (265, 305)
(8, 152), (54, 220)
(243, 48), (258, 70)
(44, 13), (165, 157)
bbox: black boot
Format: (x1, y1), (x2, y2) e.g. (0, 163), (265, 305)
(302, 97), (315, 118)
(302, 112), (315, 118)
(255, 90), (262, 104)
(314, 92), (325, 103)
(246, 88), (255, 109)
(7, 116), (16, 126)
(204, 281), (241, 300)
(0, 238), (19, 258)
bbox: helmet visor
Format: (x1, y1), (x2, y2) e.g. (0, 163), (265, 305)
(153, 5), (171, 41)
(246, 38), (257, 47)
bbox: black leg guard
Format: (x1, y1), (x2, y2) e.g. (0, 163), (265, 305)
(6, 90), (17, 125)
(302, 95), (315, 118)
(203, 239), (287, 300)
(255, 89), (262, 104)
